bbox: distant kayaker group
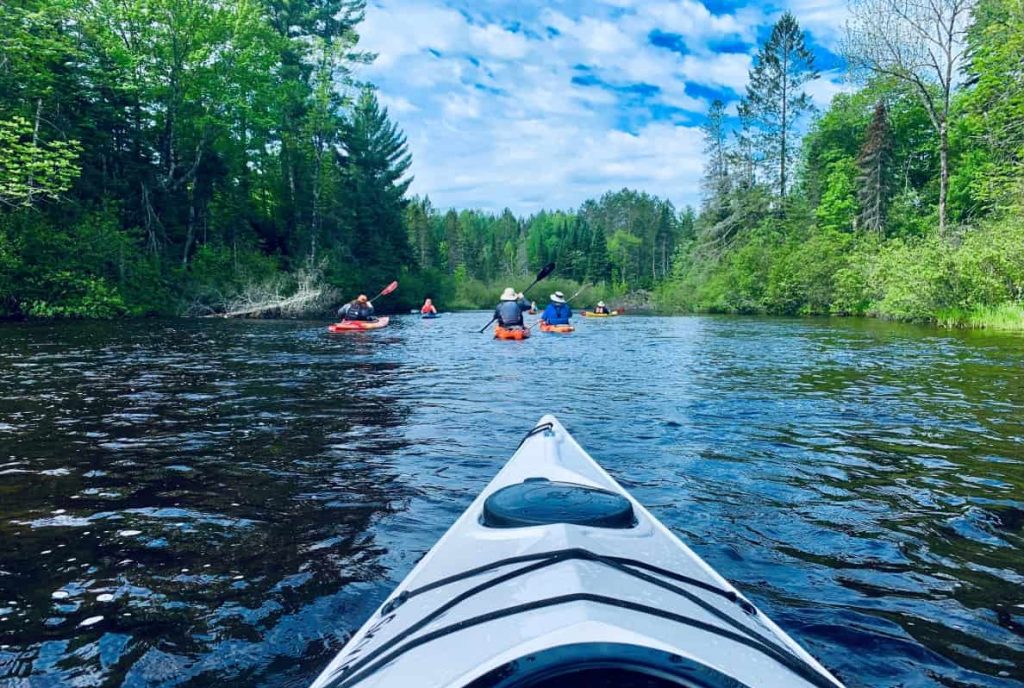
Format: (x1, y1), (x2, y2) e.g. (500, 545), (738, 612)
(328, 263), (621, 335)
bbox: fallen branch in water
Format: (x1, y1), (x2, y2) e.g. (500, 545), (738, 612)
(192, 262), (337, 319)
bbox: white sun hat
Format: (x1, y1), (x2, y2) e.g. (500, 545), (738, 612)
(500, 287), (518, 301)
(550, 291), (566, 304)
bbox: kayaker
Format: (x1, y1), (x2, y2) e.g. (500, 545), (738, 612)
(593, 301), (610, 315)
(528, 301), (538, 315)
(338, 294), (375, 321)
(493, 287), (531, 328)
(541, 291), (572, 326)
(420, 298), (438, 315)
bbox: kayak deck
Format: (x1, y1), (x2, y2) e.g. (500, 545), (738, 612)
(328, 316), (390, 332)
(494, 324), (530, 340)
(310, 416), (844, 688)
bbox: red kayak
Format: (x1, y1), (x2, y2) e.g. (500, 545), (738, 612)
(328, 317), (390, 333)
(539, 323), (574, 333)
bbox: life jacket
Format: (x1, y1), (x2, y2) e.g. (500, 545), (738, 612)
(495, 299), (527, 326)
(344, 302), (374, 321)
(544, 302), (571, 325)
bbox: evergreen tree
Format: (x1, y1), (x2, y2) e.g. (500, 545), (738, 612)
(701, 99), (731, 214)
(738, 12), (818, 198)
(856, 100), (894, 235)
(587, 227), (611, 284)
(339, 88), (413, 276)
(443, 210), (461, 273)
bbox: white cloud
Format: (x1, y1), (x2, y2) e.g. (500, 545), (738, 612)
(360, 1), (467, 68)
(805, 69), (854, 109)
(378, 93), (419, 114)
(638, 0), (758, 42)
(469, 24), (531, 60)
(680, 52), (752, 91)
(442, 91), (483, 120)
(782, 0), (849, 51)
(357, 0), (843, 213)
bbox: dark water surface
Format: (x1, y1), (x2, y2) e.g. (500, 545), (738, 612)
(1, 314), (1022, 687)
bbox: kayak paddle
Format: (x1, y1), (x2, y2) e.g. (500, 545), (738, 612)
(369, 280), (399, 304)
(566, 284), (589, 303)
(478, 262), (555, 333)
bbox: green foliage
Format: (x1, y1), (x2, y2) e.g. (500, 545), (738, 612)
(3, 0), (1023, 332)
(658, 2), (1024, 331)
(959, 0), (1024, 211)
(936, 303), (1024, 330)
(815, 160), (858, 232)
(0, 0), (425, 319)
(0, 116), (81, 207)
(23, 272), (126, 319)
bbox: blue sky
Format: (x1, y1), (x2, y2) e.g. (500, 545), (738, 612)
(357, 0), (850, 213)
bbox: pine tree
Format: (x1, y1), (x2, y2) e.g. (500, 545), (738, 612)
(443, 209), (461, 274)
(701, 99), (731, 209)
(339, 88), (413, 274)
(738, 12), (818, 198)
(586, 227), (611, 284)
(700, 99), (732, 226)
(856, 100), (894, 235)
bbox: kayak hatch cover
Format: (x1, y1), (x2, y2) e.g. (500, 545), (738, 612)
(308, 415), (845, 688)
(327, 316), (390, 333)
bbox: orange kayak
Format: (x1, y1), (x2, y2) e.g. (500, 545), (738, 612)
(328, 316), (390, 333)
(494, 325), (530, 340)
(539, 323), (574, 333)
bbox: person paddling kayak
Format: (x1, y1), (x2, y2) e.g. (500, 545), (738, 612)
(593, 300), (610, 315)
(338, 294), (375, 321)
(541, 291), (572, 326)
(493, 287), (531, 328)
(420, 298), (438, 316)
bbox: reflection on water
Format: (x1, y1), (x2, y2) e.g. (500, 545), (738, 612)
(0, 315), (1022, 687)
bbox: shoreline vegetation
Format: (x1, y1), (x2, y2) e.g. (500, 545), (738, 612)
(1, 1), (1022, 330)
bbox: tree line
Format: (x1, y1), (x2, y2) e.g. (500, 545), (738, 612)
(3, 0), (1021, 326)
(0, 0), (415, 317)
(404, 190), (694, 308)
(662, 0), (1024, 329)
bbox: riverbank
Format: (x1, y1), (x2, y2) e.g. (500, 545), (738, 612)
(656, 216), (1024, 332)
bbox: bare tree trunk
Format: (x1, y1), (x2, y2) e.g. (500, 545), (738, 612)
(27, 99), (42, 205)
(182, 193), (195, 266)
(939, 121), (949, 236)
(780, 51), (788, 198)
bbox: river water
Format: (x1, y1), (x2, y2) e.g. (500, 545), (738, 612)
(0, 314), (1021, 687)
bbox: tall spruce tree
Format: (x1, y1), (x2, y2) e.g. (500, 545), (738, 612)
(339, 88), (413, 276)
(701, 99), (732, 221)
(738, 12), (818, 198)
(856, 100), (894, 235)
(587, 227), (611, 284)
(443, 209), (461, 273)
